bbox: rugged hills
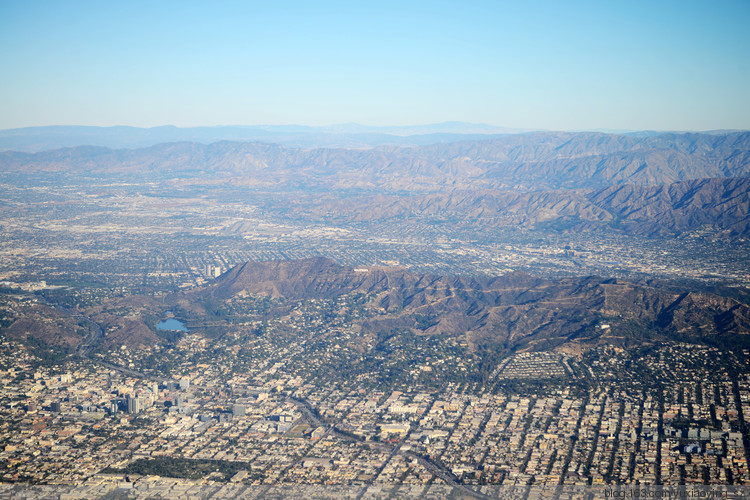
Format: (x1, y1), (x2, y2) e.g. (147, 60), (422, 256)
(298, 177), (750, 237)
(588, 177), (750, 236)
(2, 130), (748, 237)
(1, 130), (749, 357)
(4, 258), (749, 360)
(193, 258), (750, 353)
(0, 293), (164, 353)
(2, 131), (749, 190)
(3, 130), (748, 237)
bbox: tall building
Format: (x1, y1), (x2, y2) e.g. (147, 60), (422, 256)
(127, 395), (144, 414)
(204, 264), (222, 278)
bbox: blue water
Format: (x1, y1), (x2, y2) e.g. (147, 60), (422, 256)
(156, 318), (188, 332)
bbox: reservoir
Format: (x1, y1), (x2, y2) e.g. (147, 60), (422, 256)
(156, 318), (188, 332)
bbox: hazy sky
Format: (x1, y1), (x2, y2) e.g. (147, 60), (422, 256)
(1, 0), (749, 131)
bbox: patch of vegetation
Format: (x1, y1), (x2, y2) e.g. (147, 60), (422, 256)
(153, 328), (184, 344)
(413, 313), (439, 331)
(669, 417), (712, 430)
(23, 336), (70, 365)
(103, 457), (260, 482)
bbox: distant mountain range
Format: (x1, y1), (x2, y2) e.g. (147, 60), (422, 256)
(300, 177), (750, 237)
(2, 130), (748, 188)
(1, 129), (749, 237)
(0, 122), (527, 152)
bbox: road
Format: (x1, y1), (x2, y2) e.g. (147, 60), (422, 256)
(52, 310), (488, 498)
(285, 396), (490, 499)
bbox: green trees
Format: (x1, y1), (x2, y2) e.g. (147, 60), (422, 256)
(105, 457), (258, 482)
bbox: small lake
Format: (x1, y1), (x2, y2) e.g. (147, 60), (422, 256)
(156, 318), (188, 332)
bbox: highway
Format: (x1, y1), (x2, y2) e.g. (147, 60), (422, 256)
(285, 396), (490, 499)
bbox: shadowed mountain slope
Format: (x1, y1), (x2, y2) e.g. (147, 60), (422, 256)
(2, 131), (748, 190)
(297, 177), (750, 236)
(191, 258), (750, 353)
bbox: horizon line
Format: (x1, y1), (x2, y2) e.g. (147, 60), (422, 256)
(1, 122), (748, 135)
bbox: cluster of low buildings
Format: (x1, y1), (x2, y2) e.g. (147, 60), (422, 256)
(0, 335), (749, 491)
(492, 352), (571, 380)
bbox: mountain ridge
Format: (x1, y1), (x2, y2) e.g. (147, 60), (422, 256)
(5, 258), (749, 356)
(0, 123), (526, 152)
(296, 177), (750, 237)
(2, 131), (749, 190)
(187, 258), (750, 353)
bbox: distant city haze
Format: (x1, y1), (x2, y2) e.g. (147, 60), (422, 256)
(1, 1), (749, 131)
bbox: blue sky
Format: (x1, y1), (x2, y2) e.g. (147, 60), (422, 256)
(1, 0), (748, 131)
